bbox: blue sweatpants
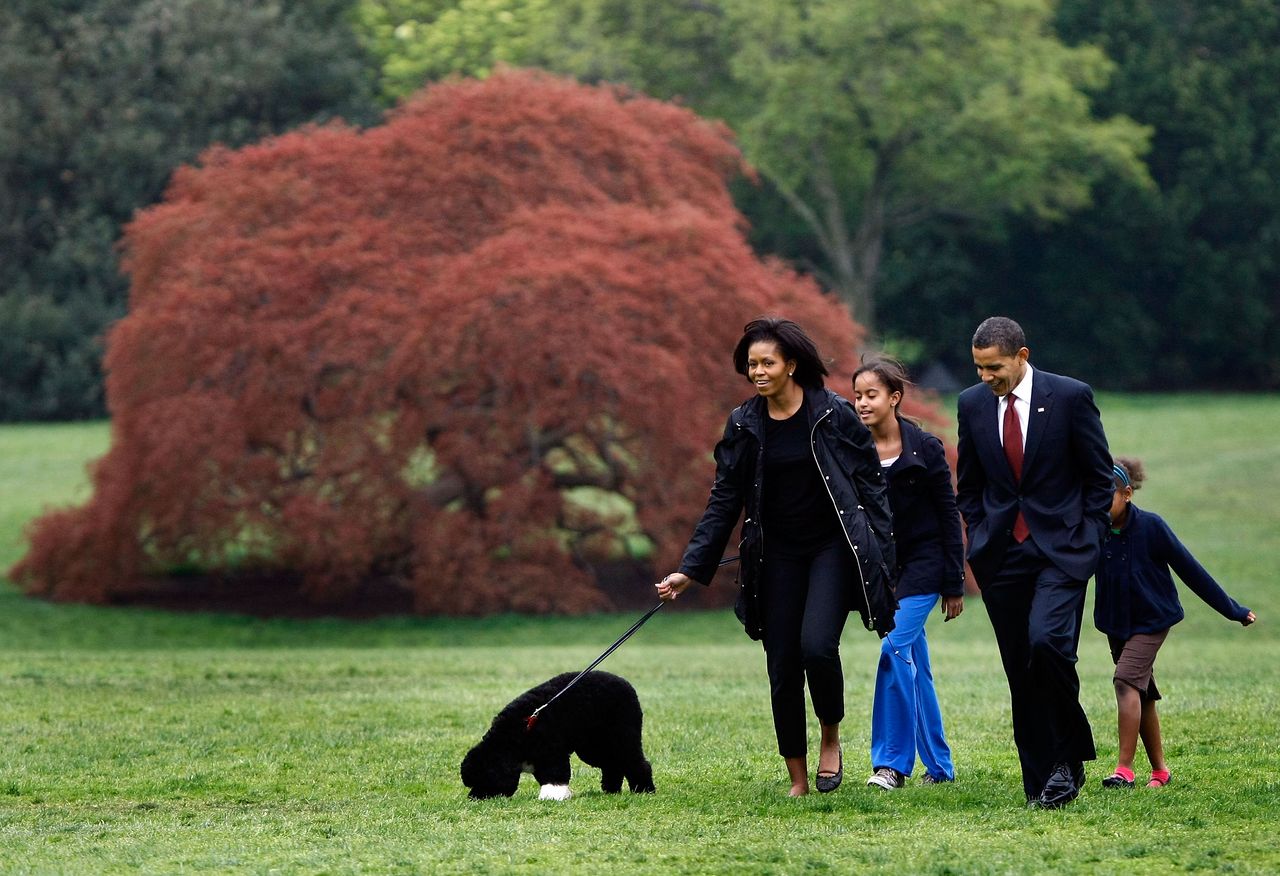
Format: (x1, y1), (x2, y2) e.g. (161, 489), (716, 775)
(869, 593), (955, 780)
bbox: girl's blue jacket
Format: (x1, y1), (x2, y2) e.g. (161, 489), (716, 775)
(1093, 504), (1251, 639)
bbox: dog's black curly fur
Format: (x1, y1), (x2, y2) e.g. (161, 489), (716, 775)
(460, 670), (655, 799)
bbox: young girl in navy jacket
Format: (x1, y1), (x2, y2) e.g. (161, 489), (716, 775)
(853, 357), (965, 790)
(1095, 457), (1257, 789)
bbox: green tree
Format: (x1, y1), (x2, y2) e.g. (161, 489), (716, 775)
(355, 0), (740, 113)
(0, 0), (378, 420)
(721, 0), (1153, 331)
(875, 0), (1280, 390)
(356, 0), (1151, 332)
(1040, 0), (1280, 388)
(353, 0), (549, 95)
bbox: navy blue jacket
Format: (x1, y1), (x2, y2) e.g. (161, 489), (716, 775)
(956, 368), (1113, 586)
(885, 417), (965, 599)
(1094, 504), (1251, 639)
(679, 386), (897, 637)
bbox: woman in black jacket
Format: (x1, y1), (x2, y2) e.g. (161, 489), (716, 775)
(852, 356), (964, 791)
(657, 317), (895, 797)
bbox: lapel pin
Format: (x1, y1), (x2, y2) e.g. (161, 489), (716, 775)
(1037, 407), (1045, 412)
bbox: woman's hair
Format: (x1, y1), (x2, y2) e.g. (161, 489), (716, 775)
(732, 317), (829, 389)
(852, 354), (912, 404)
(1112, 456), (1146, 490)
(971, 316), (1026, 356)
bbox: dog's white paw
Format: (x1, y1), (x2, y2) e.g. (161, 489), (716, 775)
(538, 784), (572, 801)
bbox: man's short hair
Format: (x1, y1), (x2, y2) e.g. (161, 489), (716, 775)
(972, 317), (1026, 356)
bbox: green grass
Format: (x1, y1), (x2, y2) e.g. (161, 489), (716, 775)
(1, 396), (1277, 875)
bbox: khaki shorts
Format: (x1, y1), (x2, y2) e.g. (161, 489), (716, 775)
(1107, 630), (1169, 701)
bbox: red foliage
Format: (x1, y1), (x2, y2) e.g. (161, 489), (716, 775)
(11, 70), (939, 614)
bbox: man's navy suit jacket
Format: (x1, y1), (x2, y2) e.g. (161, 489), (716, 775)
(955, 368), (1114, 586)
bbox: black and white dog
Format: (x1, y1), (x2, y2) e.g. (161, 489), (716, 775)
(460, 670), (655, 800)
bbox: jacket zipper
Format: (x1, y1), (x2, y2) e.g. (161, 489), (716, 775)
(810, 406), (876, 629)
(738, 420), (764, 634)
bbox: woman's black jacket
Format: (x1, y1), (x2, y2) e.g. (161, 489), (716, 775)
(678, 386), (898, 638)
(886, 416), (965, 600)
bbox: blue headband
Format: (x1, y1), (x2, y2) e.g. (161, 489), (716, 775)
(1112, 464), (1131, 487)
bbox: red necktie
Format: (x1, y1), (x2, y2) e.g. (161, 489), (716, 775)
(1003, 392), (1030, 543)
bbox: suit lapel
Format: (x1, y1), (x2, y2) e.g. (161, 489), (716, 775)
(1023, 375), (1054, 474)
(975, 391), (1014, 484)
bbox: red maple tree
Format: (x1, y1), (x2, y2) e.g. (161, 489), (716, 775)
(11, 70), (941, 614)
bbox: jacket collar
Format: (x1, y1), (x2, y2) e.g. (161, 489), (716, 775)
(737, 385), (835, 439)
(802, 385), (837, 428)
(1111, 502), (1142, 535)
(889, 416), (929, 473)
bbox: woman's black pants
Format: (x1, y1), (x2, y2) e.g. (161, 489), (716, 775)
(759, 539), (853, 758)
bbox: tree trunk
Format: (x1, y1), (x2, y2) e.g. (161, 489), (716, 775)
(830, 208), (882, 334)
(769, 145), (886, 333)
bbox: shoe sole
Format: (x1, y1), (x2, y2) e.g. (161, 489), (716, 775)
(1032, 789), (1080, 809)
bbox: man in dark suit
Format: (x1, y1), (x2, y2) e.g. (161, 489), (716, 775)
(956, 316), (1113, 808)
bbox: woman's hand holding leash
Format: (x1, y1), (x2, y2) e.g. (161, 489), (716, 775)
(657, 572), (693, 602)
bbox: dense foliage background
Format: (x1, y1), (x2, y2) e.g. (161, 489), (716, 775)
(9, 71), (903, 613)
(875, 0), (1280, 388)
(3, 0), (1278, 423)
(351, 0), (1154, 351)
(4, 0), (1278, 612)
(0, 0), (378, 420)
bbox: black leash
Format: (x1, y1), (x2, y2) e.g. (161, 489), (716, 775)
(524, 555), (739, 731)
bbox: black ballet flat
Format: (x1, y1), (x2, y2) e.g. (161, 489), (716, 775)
(816, 749), (843, 793)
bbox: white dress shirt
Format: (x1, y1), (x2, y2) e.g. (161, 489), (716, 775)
(998, 365), (1034, 452)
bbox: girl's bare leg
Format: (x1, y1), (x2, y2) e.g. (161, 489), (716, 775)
(1114, 681), (1142, 771)
(1139, 698), (1165, 773)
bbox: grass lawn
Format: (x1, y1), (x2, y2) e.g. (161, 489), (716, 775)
(1, 395), (1277, 875)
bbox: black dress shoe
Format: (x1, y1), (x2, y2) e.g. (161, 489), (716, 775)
(1035, 761), (1082, 809)
(816, 749), (843, 793)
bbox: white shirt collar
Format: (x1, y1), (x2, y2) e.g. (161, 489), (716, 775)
(1007, 363), (1033, 404)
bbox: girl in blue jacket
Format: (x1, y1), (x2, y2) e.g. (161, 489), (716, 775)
(1095, 457), (1256, 789)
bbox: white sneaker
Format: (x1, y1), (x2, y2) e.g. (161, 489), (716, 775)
(866, 767), (905, 790)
